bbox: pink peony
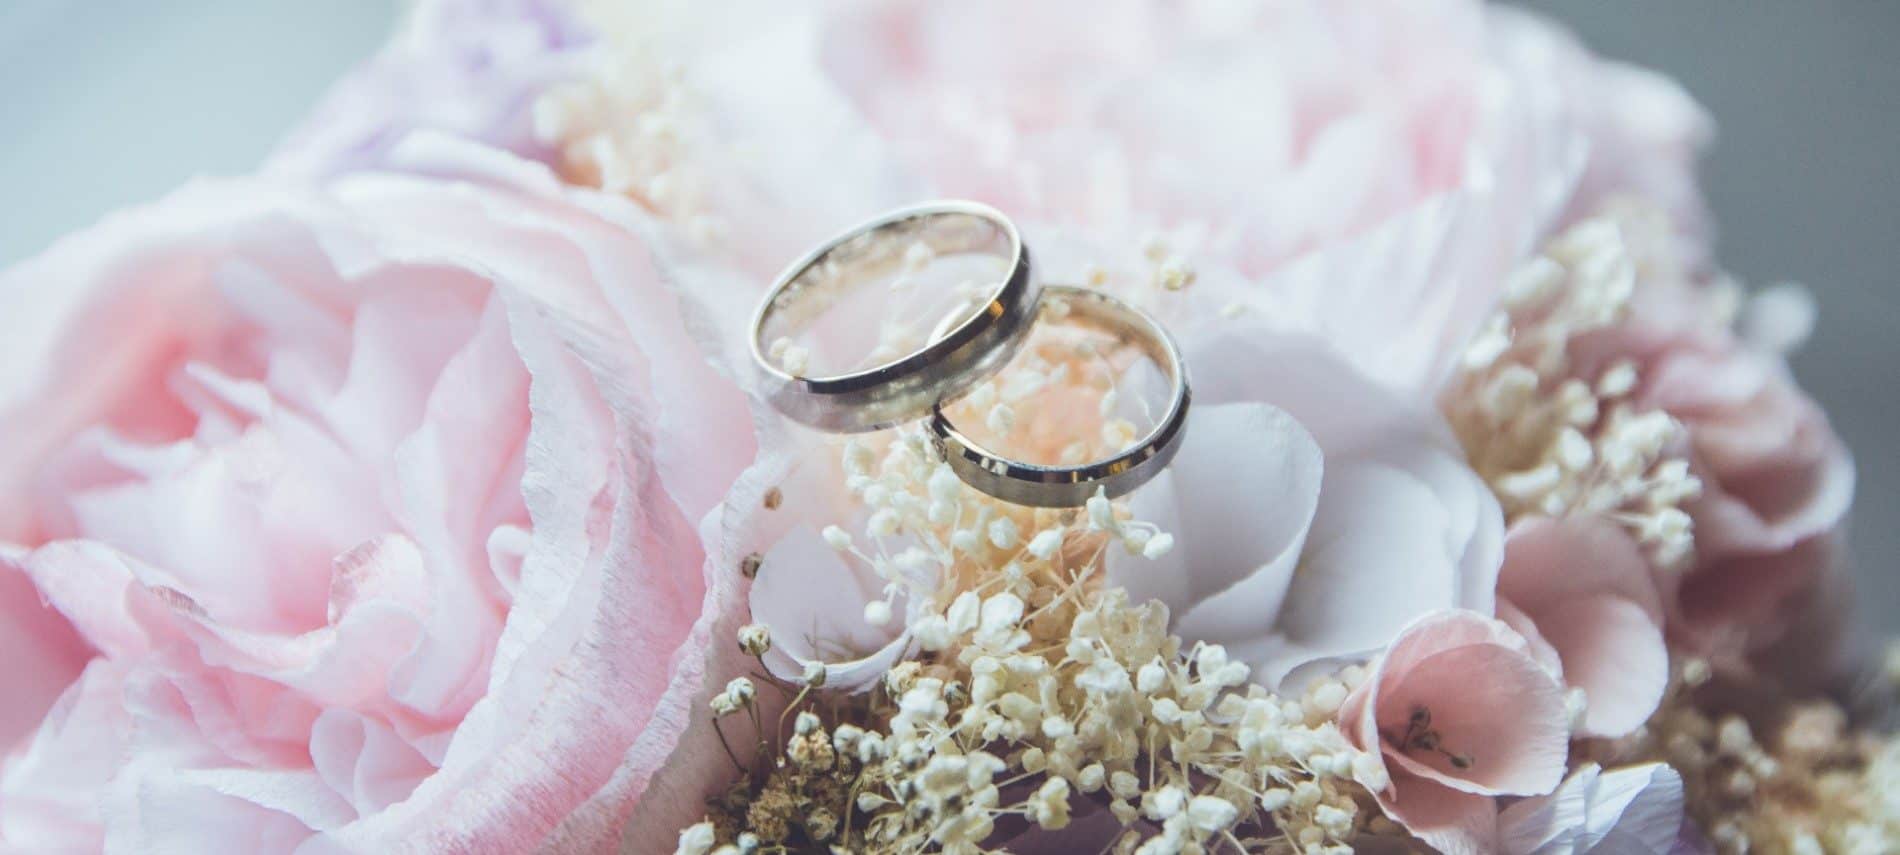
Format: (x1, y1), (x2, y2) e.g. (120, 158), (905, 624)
(815, 0), (1575, 274)
(1338, 609), (1570, 855)
(0, 140), (755, 851)
(1574, 257), (1853, 665)
(1497, 518), (1669, 738)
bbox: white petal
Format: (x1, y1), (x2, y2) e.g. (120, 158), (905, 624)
(1109, 403), (1322, 642)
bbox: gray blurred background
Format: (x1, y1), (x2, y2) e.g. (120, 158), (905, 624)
(1, 1), (1894, 628)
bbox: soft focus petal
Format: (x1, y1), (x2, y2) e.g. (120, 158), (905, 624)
(1499, 762), (1684, 855)
(267, 0), (591, 177)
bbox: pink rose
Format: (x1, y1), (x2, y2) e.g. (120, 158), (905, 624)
(0, 142), (754, 851)
(1574, 269), (1853, 664)
(1339, 610), (1570, 855)
(1497, 518), (1669, 738)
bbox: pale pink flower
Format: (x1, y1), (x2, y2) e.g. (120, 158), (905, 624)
(1497, 518), (1669, 738)
(1497, 762), (1685, 855)
(0, 139), (755, 851)
(816, 0), (1579, 273)
(1485, 6), (1713, 243)
(1339, 610), (1571, 855)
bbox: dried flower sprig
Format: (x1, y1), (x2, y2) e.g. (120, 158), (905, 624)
(1593, 656), (1900, 855)
(679, 336), (1380, 853)
(1446, 207), (1702, 569)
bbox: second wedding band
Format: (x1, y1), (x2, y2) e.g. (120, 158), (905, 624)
(930, 286), (1191, 508)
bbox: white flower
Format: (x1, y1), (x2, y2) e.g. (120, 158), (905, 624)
(1497, 762), (1684, 854)
(1027, 777), (1072, 830)
(1187, 795), (1240, 833)
(675, 821), (717, 855)
(1026, 527), (1064, 560)
(1107, 335), (1503, 689)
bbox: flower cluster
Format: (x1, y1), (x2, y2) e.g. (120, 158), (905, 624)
(1594, 659), (1900, 854)
(1447, 209), (1702, 569)
(677, 362), (1383, 853)
(0, 1), (1887, 853)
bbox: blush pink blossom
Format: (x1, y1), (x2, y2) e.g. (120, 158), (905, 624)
(1497, 518), (1669, 738)
(1339, 609), (1570, 855)
(0, 139), (755, 852)
(1574, 266), (1853, 667)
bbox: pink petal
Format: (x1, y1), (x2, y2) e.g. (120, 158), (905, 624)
(1378, 639), (1568, 795)
(1377, 769), (1500, 855)
(1343, 611), (1568, 798)
(1499, 518), (1661, 622)
(0, 561), (90, 748)
(1535, 595), (1668, 738)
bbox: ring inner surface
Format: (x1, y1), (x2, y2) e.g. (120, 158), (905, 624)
(937, 289), (1180, 473)
(757, 210), (1015, 384)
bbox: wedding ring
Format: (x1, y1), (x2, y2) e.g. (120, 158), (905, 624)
(750, 201), (1040, 432)
(930, 286), (1191, 508)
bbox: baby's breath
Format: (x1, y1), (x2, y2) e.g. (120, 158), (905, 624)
(1445, 205), (1702, 569)
(1591, 657), (1900, 855)
(682, 326), (1373, 854)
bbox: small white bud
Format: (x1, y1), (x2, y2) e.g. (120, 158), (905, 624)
(863, 599), (892, 627)
(928, 464), (962, 503)
(1027, 528), (1064, 560)
(1141, 532), (1175, 560)
(902, 240), (935, 271)
(913, 614), (952, 651)
(821, 525), (852, 551)
(987, 517), (1020, 549)
(1136, 660), (1167, 693)
(736, 624), (771, 657)
(675, 821), (717, 855)
(986, 403), (1016, 434)
(1186, 795), (1238, 833)
(779, 344), (810, 376)
(1156, 256), (1195, 291)
(841, 439), (874, 476)
(1086, 489), (1117, 532)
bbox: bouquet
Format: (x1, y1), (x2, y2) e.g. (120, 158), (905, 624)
(0, 2), (1888, 853)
